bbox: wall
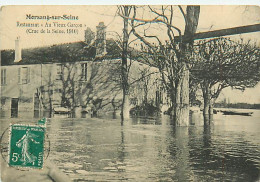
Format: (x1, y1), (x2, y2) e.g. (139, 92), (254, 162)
(1, 59), (162, 117)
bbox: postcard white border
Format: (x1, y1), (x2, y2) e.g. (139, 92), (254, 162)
(0, 0), (260, 5)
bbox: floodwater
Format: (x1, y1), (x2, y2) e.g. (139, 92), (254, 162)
(1, 110), (260, 182)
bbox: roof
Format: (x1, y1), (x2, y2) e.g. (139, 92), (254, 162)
(1, 39), (121, 66)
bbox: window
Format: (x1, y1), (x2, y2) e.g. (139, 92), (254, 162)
(18, 67), (30, 84)
(1, 69), (6, 85)
(130, 98), (138, 105)
(155, 90), (163, 106)
(81, 63), (87, 80)
(56, 64), (62, 80)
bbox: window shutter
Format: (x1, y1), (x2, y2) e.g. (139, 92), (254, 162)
(27, 67), (30, 83)
(85, 64), (87, 80)
(81, 64), (84, 79)
(18, 68), (21, 84)
(4, 69), (6, 85)
(1, 69), (3, 85)
(81, 63), (87, 80)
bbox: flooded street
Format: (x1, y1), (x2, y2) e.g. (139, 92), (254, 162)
(1, 110), (260, 181)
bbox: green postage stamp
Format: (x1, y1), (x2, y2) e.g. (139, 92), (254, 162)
(8, 124), (45, 169)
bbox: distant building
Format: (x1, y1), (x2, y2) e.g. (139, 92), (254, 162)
(0, 22), (166, 118)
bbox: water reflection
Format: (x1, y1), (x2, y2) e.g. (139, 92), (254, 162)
(188, 124), (260, 181)
(0, 110), (259, 181)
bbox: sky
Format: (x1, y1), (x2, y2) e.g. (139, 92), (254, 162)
(0, 5), (260, 104)
(1, 6), (260, 49)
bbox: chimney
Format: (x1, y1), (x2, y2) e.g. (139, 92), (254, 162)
(96, 22), (107, 56)
(14, 36), (22, 62)
(85, 27), (95, 46)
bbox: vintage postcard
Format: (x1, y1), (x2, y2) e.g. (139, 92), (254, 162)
(0, 5), (260, 182)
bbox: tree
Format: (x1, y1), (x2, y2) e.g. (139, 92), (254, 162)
(191, 38), (260, 123)
(120, 5), (200, 125)
(118, 5), (134, 121)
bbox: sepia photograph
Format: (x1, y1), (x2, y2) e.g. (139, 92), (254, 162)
(0, 5), (260, 182)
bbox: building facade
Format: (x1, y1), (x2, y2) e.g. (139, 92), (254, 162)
(0, 23), (166, 118)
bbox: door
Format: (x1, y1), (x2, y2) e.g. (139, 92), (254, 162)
(11, 98), (19, 118)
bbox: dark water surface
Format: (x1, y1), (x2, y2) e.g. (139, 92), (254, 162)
(1, 110), (260, 181)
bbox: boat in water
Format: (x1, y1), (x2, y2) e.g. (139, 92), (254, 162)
(221, 110), (253, 116)
(53, 107), (71, 114)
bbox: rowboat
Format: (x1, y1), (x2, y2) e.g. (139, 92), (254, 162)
(53, 107), (71, 114)
(222, 110), (253, 116)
